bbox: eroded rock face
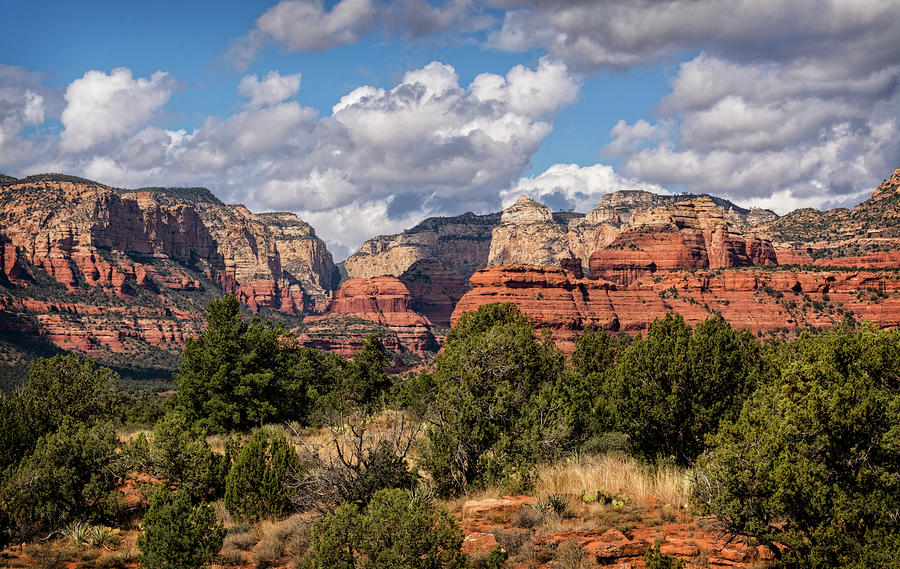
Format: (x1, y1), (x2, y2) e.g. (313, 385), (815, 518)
(398, 260), (471, 327)
(487, 193), (778, 279)
(487, 196), (576, 268)
(343, 211), (501, 280)
(589, 197), (777, 285)
(0, 175), (338, 368)
(453, 264), (900, 352)
(300, 276), (438, 355)
(0, 176), (336, 312)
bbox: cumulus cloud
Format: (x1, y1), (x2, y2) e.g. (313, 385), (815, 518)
(238, 71), (302, 108)
(59, 68), (175, 154)
(0, 64), (61, 170)
(14, 58), (578, 257)
(606, 51), (900, 209)
(501, 163), (668, 212)
(488, 0), (900, 72)
(228, 0), (377, 68)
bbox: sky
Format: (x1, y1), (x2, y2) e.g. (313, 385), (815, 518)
(1, 0), (899, 260)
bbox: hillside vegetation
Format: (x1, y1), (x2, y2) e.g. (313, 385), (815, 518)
(0, 296), (897, 569)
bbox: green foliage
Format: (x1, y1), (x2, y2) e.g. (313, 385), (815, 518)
(572, 328), (621, 376)
(546, 493), (569, 515)
(343, 334), (391, 411)
(695, 323), (900, 568)
(1, 355), (119, 476)
(174, 295), (344, 432)
(607, 314), (760, 463)
(137, 488), (225, 569)
(306, 488), (470, 569)
(225, 427), (300, 522)
(142, 411), (229, 499)
(19, 354), (119, 427)
(422, 303), (571, 496)
(643, 543), (686, 569)
(0, 421), (123, 538)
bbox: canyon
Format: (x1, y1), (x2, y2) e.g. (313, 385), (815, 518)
(1, 168), (899, 378)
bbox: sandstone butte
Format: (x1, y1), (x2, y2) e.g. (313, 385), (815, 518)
(1, 168), (900, 369)
(0, 174), (336, 365)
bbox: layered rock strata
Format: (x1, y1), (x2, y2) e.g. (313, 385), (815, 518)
(299, 276), (438, 355)
(487, 192), (778, 279)
(452, 265), (900, 352)
(0, 176), (336, 313)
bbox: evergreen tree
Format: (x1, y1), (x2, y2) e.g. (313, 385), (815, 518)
(138, 488), (225, 569)
(224, 427), (300, 521)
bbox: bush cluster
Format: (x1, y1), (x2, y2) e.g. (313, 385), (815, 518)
(1, 295), (897, 569)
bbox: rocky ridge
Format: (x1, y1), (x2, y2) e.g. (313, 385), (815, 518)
(751, 167), (900, 261)
(2, 168), (899, 373)
(453, 265), (900, 352)
(0, 174), (336, 376)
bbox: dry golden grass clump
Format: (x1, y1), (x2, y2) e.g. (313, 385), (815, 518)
(534, 454), (691, 508)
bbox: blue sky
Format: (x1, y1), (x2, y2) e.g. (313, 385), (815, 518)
(1, 0), (898, 259)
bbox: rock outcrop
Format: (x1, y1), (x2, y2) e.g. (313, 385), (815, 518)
(453, 264), (900, 352)
(0, 174), (338, 373)
(487, 196), (576, 267)
(588, 197), (777, 285)
(343, 211), (501, 280)
(0, 175), (336, 313)
(299, 276), (438, 355)
(485, 192), (778, 278)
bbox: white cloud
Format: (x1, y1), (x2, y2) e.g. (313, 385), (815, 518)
(501, 163), (668, 212)
(59, 68), (175, 154)
(606, 50), (900, 206)
(0, 64), (58, 170)
(488, 0), (900, 73)
(15, 59), (579, 257)
(238, 71), (302, 108)
(228, 0), (377, 67)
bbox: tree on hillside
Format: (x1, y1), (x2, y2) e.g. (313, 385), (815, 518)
(174, 295), (343, 432)
(607, 314), (760, 463)
(344, 334), (391, 411)
(0, 421), (123, 538)
(695, 322), (900, 568)
(0, 354), (119, 479)
(423, 303), (570, 496)
(306, 488), (470, 569)
(138, 488), (225, 569)
(225, 427), (300, 522)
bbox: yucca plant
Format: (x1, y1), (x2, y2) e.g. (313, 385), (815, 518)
(547, 493), (569, 515)
(62, 521), (91, 545)
(88, 525), (120, 549)
(530, 497), (551, 516)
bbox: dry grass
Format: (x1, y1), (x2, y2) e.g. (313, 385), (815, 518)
(252, 514), (311, 569)
(534, 454), (691, 508)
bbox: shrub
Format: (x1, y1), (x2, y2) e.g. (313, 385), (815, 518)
(694, 323), (900, 568)
(0, 421), (123, 538)
(643, 543), (685, 569)
(293, 414), (419, 512)
(423, 303), (571, 496)
(174, 295), (345, 432)
(146, 411), (229, 499)
(225, 427), (300, 522)
(1, 355), (118, 476)
(306, 488), (470, 569)
(137, 488), (225, 569)
(343, 334), (391, 412)
(607, 314), (761, 464)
